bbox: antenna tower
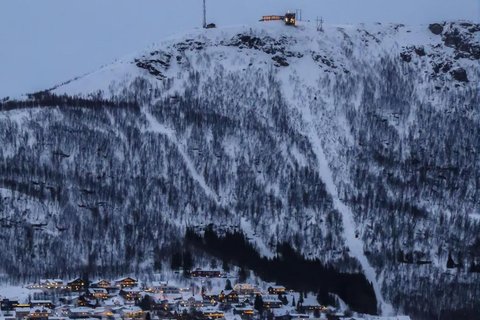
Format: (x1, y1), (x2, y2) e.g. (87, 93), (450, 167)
(203, 0), (207, 28)
(316, 16), (324, 32)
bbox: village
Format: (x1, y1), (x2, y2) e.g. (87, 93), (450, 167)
(0, 268), (400, 320)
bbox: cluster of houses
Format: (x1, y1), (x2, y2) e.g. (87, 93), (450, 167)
(0, 269), (343, 320)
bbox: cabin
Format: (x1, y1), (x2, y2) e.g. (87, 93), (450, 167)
(267, 286), (286, 295)
(15, 307), (32, 320)
(69, 306), (93, 318)
(92, 307), (114, 318)
(90, 279), (111, 289)
(302, 304), (327, 313)
(232, 304), (254, 317)
(202, 289), (223, 303)
(67, 278), (87, 292)
(35, 279), (63, 289)
(120, 288), (142, 301)
(179, 296), (204, 308)
(115, 277), (138, 288)
(30, 300), (55, 309)
(1, 298), (19, 311)
(272, 308), (289, 320)
(87, 288), (109, 300)
(145, 281), (167, 293)
(2, 311), (16, 320)
(199, 307), (224, 319)
(76, 295), (94, 308)
(122, 306), (144, 319)
(262, 295), (283, 309)
(223, 290), (239, 303)
(160, 286), (181, 294)
(284, 13), (296, 26)
(27, 308), (50, 320)
(233, 284), (260, 296)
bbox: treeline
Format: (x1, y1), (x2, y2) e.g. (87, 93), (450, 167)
(0, 91), (139, 112)
(185, 226), (377, 315)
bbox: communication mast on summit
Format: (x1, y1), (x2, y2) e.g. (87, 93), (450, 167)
(202, 0), (216, 29)
(203, 0), (206, 28)
(316, 17), (324, 32)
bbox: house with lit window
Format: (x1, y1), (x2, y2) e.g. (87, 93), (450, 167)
(69, 306), (93, 318)
(267, 286), (286, 295)
(262, 295), (283, 309)
(121, 306), (144, 319)
(67, 278), (87, 292)
(115, 277), (137, 289)
(199, 307), (224, 319)
(91, 280), (111, 289)
(27, 308), (51, 320)
(88, 288), (109, 300)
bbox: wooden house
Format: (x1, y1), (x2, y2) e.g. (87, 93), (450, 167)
(37, 279), (63, 289)
(92, 307), (114, 318)
(67, 278), (87, 292)
(267, 286), (286, 295)
(91, 279), (111, 289)
(27, 308), (50, 320)
(1, 298), (20, 311)
(233, 284), (261, 296)
(30, 300), (55, 310)
(121, 306), (144, 319)
(15, 307), (32, 319)
(223, 290), (239, 303)
(232, 304), (254, 317)
(199, 307), (224, 319)
(262, 295), (283, 309)
(69, 306), (93, 318)
(160, 286), (180, 294)
(271, 309), (289, 320)
(120, 288), (142, 301)
(87, 288), (109, 300)
(115, 277), (138, 288)
(302, 304), (327, 313)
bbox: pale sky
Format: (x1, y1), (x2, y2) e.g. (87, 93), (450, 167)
(0, 0), (478, 98)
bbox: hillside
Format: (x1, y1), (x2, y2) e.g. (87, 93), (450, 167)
(1, 20), (479, 319)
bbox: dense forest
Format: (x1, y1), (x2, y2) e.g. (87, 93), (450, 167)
(185, 226), (377, 314)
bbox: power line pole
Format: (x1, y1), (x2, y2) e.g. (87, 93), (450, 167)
(203, 0), (207, 28)
(316, 16), (324, 32)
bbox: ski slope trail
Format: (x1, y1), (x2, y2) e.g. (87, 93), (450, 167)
(143, 108), (220, 205)
(300, 108), (394, 316)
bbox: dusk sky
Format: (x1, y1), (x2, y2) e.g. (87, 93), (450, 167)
(0, 0), (478, 98)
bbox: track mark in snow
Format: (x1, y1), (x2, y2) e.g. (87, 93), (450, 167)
(240, 217), (275, 259)
(300, 108), (394, 316)
(143, 109), (220, 204)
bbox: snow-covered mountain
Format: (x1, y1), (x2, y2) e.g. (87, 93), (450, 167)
(0, 20), (479, 319)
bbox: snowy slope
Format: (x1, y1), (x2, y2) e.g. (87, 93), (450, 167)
(1, 20), (479, 319)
